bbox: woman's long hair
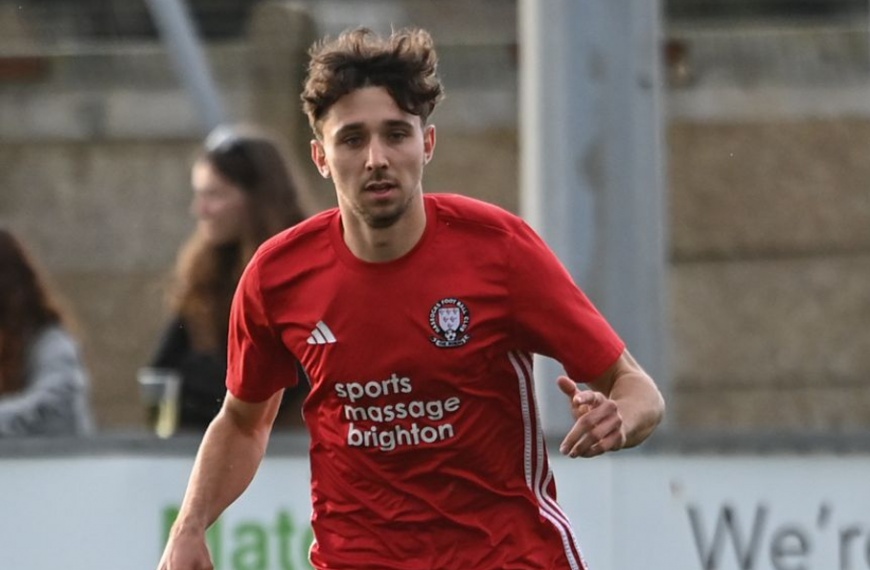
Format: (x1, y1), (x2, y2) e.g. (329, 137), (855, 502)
(0, 229), (65, 394)
(170, 125), (308, 352)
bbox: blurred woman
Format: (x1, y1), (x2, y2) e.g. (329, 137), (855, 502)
(149, 124), (310, 431)
(0, 228), (94, 437)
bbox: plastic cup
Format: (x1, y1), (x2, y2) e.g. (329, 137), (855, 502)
(137, 367), (181, 438)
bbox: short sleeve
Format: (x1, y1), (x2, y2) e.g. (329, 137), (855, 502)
(226, 258), (299, 402)
(508, 220), (624, 383)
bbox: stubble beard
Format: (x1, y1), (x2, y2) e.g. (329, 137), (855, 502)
(357, 190), (415, 229)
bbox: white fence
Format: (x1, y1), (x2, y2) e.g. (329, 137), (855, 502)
(2, 438), (869, 570)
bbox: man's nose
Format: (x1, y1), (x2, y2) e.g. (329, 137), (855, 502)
(366, 137), (389, 170)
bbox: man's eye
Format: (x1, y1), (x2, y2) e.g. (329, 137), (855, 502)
(388, 131), (408, 142)
(343, 136), (363, 147)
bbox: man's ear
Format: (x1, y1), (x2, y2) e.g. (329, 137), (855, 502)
(423, 124), (436, 165)
(311, 139), (330, 178)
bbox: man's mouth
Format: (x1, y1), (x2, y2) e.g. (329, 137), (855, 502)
(364, 181), (397, 194)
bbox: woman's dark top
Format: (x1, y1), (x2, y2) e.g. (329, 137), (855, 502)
(151, 316), (308, 431)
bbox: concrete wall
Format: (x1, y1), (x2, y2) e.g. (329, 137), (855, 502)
(669, 120), (870, 429)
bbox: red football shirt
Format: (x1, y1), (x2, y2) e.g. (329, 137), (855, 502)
(227, 193), (625, 570)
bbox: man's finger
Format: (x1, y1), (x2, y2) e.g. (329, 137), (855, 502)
(574, 391), (601, 409)
(557, 376), (577, 397)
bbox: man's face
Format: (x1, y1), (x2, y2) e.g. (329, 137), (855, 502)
(311, 86), (435, 229)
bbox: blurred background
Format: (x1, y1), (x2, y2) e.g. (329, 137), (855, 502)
(2, 0), (867, 436)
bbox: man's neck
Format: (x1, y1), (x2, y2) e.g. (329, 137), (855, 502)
(341, 196), (427, 263)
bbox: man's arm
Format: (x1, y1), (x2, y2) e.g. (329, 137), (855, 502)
(158, 390), (283, 570)
(557, 349), (664, 458)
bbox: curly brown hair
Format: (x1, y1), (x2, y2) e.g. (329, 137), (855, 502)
(0, 229), (65, 394)
(171, 125), (308, 352)
(301, 27), (445, 138)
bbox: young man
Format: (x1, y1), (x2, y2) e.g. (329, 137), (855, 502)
(158, 27), (664, 570)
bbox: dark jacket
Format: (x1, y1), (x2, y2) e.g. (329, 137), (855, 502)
(151, 316), (309, 431)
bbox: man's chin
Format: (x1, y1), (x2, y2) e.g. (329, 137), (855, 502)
(365, 212), (402, 229)
(357, 193), (414, 228)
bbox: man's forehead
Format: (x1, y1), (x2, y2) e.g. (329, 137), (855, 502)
(320, 87), (422, 135)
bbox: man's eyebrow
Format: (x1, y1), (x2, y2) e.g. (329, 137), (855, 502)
(332, 119), (415, 138)
(333, 123), (364, 137)
(383, 119), (415, 130)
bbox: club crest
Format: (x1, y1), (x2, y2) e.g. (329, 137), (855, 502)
(429, 298), (471, 348)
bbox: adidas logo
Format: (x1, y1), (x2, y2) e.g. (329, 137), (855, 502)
(306, 320), (337, 345)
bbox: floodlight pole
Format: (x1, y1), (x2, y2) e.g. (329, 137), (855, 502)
(519, 0), (670, 434)
(145, 0), (227, 131)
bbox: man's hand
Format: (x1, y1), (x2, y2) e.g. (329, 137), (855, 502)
(556, 376), (626, 458)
